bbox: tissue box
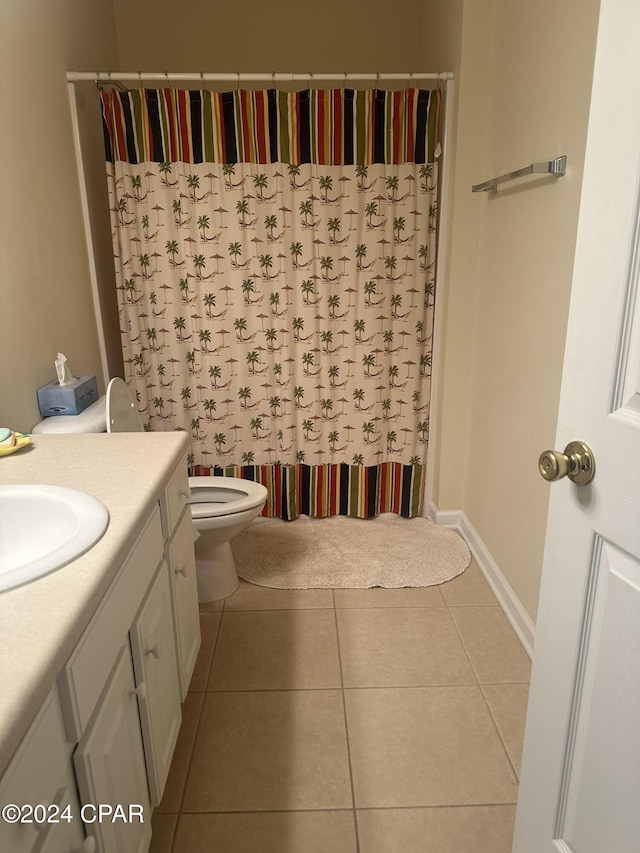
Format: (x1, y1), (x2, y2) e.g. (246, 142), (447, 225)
(37, 375), (99, 416)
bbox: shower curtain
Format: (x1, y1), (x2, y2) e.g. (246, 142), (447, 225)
(101, 86), (439, 519)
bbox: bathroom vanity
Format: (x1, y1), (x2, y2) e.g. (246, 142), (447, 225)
(0, 433), (200, 853)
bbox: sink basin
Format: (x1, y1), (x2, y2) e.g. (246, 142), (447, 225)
(0, 485), (109, 593)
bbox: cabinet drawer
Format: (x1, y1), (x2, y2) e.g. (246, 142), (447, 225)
(160, 459), (189, 540)
(0, 689), (83, 853)
(59, 506), (163, 740)
(130, 562), (182, 806)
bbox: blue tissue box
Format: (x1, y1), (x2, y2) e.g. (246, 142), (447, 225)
(37, 375), (99, 416)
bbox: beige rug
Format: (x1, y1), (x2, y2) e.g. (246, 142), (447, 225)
(232, 515), (471, 589)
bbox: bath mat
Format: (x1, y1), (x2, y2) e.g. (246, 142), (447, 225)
(232, 515), (471, 589)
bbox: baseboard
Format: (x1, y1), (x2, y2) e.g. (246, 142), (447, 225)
(430, 504), (535, 659)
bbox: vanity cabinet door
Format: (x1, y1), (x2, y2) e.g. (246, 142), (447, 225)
(168, 509), (201, 700)
(74, 645), (152, 853)
(0, 689), (84, 853)
(59, 507), (164, 742)
(130, 562), (182, 806)
(37, 822), (93, 853)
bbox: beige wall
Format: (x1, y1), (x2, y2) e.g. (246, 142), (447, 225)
(432, 0), (600, 620)
(0, 0), (119, 432)
(417, 0), (463, 72)
(113, 0), (424, 74)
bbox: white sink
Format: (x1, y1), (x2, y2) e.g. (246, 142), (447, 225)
(0, 485), (109, 593)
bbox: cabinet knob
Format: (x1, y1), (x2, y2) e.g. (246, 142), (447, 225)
(145, 643), (162, 659)
(179, 488), (191, 499)
(130, 682), (147, 701)
(175, 564), (188, 577)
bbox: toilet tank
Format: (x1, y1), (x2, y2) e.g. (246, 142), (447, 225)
(31, 397), (107, 435)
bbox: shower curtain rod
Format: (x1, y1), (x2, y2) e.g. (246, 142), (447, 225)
(66, 71), (453, 84)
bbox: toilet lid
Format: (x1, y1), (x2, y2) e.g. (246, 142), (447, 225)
(188, 476), (268, 518)
(106, 378), (144, 433)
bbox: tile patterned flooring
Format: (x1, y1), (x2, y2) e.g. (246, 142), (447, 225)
(150, 560), (531, 852)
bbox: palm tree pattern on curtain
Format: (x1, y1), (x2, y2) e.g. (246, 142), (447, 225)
(102, 89), (438, 518)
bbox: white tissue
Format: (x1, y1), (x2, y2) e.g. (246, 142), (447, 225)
(55, 352), (76, 386)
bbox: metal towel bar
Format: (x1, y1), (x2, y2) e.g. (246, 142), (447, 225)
(472, 155), (567, 194)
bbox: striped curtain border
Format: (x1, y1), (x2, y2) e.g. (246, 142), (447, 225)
(101, 88), (441, 166)
(189, 462), (425, 520)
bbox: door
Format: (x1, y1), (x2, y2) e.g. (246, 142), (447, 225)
(74, 645), (152, 853)
(0, 690), (86, 853)
(168, 509), (201, 699)
(130, 562), (182, 806)
(512, 0), (640, 851)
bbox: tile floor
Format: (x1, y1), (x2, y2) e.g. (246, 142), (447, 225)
(150, 559), (531, 853)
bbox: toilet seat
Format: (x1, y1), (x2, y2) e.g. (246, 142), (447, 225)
(188, 476), (268, 519)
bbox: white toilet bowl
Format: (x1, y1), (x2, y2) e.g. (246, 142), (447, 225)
(189, 476), (268, 600)
(32, 378), (268, 601)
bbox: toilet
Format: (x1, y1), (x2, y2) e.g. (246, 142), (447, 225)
(32, 377), (268, 601)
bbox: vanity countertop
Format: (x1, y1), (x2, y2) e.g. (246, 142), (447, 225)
(0, 431), (190, 775)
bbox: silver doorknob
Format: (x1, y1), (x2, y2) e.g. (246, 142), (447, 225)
(538, 440), (595, 485)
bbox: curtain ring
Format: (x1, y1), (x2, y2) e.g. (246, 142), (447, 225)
(109, 71), (124, 92)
